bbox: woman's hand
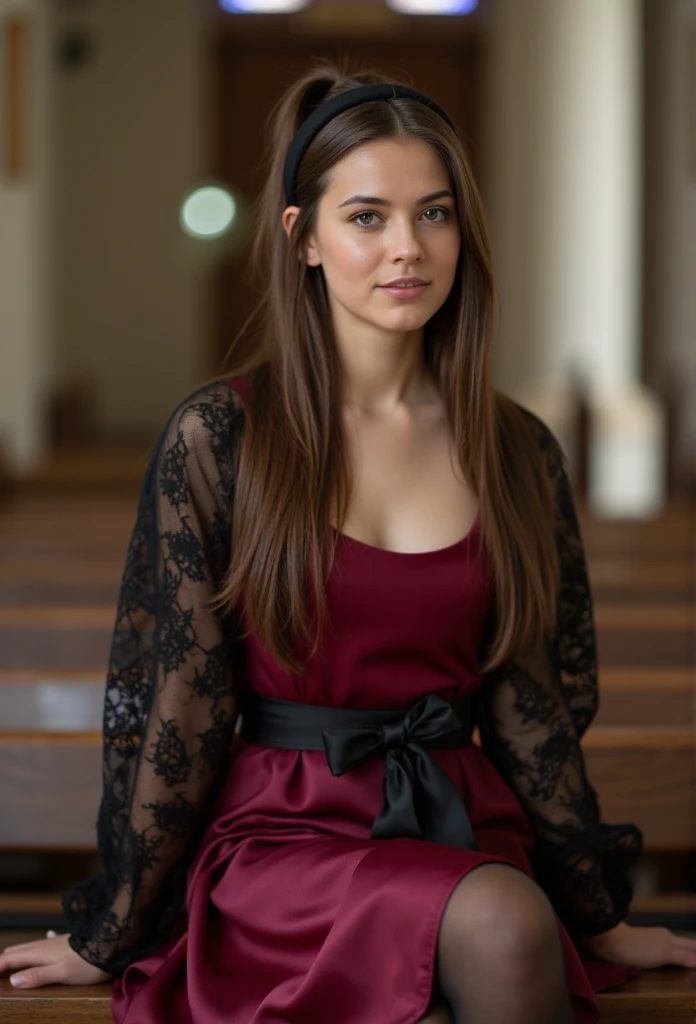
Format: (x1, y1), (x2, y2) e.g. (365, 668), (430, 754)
(580, 921), (696, 970)
(0, 930), (112, 989)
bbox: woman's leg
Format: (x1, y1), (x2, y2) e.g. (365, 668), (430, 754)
(435, 863), (575, 1024)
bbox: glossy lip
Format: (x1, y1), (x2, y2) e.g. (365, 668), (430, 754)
(379, 276), (428, 287)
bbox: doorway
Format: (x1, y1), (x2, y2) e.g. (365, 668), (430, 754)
(212, 26), (485, 367)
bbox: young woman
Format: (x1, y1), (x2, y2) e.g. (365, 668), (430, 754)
(1, 64), (694, 1024)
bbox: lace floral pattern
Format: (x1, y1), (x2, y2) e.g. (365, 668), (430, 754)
(62, 384), (642, 974)
(476, 409), (643, 939)
(63, 382), (245, 975)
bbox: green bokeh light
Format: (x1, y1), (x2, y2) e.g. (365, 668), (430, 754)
(181, 186), (237, 239)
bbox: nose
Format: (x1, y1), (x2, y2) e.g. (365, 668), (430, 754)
(387, 217), (424, 264)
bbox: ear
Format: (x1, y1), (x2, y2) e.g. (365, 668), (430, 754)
(304, 230), (321, 267)
(282, 206), (321, 267)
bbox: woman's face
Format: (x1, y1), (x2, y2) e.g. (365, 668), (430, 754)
(285, 137), (461, 340)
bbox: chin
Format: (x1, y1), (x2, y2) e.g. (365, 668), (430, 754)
(382, 311), (434, 332)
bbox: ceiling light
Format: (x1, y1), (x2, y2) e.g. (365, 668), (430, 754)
(385, 0), (478, 13)
(218, 0), (311, 12)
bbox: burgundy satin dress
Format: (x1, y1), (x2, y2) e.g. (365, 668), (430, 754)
(112, 389), (641, 1024)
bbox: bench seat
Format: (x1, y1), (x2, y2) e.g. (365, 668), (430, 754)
(0, 979), (113, 1022)
(596, 964), (696, 1021)
(1, 971), (695, 1022)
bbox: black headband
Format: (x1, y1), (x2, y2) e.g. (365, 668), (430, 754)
(283, 83), (457, 207)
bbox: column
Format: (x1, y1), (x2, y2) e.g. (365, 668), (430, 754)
(0, 0), (56, 473)
(485, 0), (665, 515)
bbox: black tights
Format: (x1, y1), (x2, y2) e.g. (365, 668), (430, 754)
(433, 863), (575, 1024)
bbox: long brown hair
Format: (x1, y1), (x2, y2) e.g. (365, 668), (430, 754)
(203, 61), (559, 678)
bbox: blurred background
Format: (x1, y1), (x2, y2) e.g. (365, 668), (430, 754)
(0, 0), (694, 1008)
(0, 0), (694, 508)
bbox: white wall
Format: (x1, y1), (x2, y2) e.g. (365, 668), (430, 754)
(0, 0), (55, 472)
(484, 0), (641, 399)
(54, 0), (209, 440)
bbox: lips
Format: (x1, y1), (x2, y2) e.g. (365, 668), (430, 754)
(379, 277), (428, 287)
(378, 279), (429, 299)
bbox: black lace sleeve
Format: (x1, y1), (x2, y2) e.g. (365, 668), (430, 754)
(476, 413), (643, 940)
(61, 381), (245, 976)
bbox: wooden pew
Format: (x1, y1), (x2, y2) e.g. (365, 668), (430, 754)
(588, 560), (695, 604)
(0, 484), (693, 1020)
(594, 668), (695, 727)
(8, 447), (147, 499)
(1, 554), (693, 606)
(2, 665), (693, 730)
(0, 977), (114, 1022)
(0, 976), (695, 1024)
(581, 727), (696, 850)
(578, 504), (695, 555)
(1, 601), (693, 668)
(0, 951), (694, 1023)
(596, 968), (696, 1022)
(595, 604), (695, 666)
(1, 698), (691, 856)
(0, 562), (124, 606)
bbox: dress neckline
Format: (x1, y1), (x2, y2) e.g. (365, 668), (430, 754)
(331, 512), (481, 559)
(227, 379), (481, 561)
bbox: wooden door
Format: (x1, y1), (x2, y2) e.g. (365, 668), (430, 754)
(212, 32), (485, 368)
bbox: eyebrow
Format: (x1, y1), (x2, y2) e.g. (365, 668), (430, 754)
(337, 189), (455, 208)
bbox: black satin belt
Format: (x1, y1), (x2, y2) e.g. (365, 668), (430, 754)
(238, 689), (478, 852)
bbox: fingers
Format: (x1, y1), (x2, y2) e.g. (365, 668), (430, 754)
(7, 961), (68, 989)
(1, 930), (70, 952)
(670, 933), (696, 968)
(672, 945), (696, 968)
(0, 939), (47, 959)
(1, 938), (73, 989)
(1, 943), (61, 974)
(0, 931), (63, 962)
(0, 945), (40, 971)
(0, 933), (68, 970)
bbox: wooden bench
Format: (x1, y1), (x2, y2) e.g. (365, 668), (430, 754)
(8, 446), (147, 498)
(588, 559), (696, 604)
(0, 485), (693, 1020)
(596, 966), (696, 1021)
(593, 668), (695, 728)
(0, 968), (694, 1022)
(581, 727), (696, 850)
(2, 555), (693, 606)
(594, 604), (696, 666)
(1, 600), (693, 669)
(1, 664), (691, 726)
(1, 722), (691, 855)
(0, 658), (692, 855)
(578, 504), (695, 556)
(0, 978), (114, 1022)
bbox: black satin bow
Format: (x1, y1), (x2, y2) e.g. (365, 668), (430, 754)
(321, 693), (478, 851)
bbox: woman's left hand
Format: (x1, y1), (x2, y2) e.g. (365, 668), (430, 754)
(581, 921), (696, 969)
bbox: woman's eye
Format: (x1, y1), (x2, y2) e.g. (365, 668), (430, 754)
(421, 207), (448, 222)
(350, 207), (450, 228)
(352, 211), (379, 228)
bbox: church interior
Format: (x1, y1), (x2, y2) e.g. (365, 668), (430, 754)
(0, 0), (694, 1019)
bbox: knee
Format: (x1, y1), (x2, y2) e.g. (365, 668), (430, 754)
(441, 864), (561, 973)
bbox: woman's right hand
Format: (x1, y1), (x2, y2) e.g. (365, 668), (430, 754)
(0, 931), (112, 989)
